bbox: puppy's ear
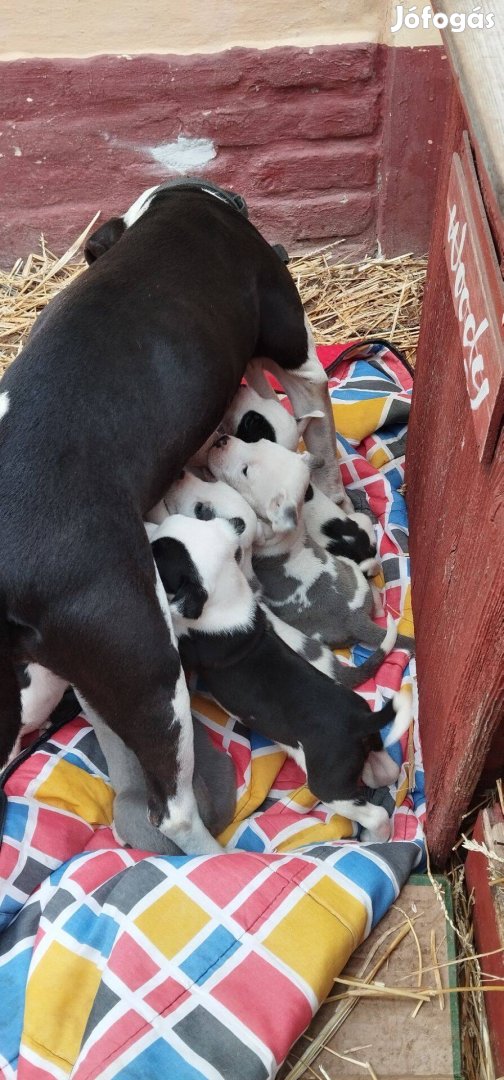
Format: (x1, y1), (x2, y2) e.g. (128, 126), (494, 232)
(254, 519), (273, 545)
(151, 537), (208, 619)
(267, 490), (299, 533)
(84, 217), (126, 264)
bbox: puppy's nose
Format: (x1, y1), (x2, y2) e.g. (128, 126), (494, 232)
(213, 435), (229, 448)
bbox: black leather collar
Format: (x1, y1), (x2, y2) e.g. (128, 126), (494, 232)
(154, 178), (249, 219)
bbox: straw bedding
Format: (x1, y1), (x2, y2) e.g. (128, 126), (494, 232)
(0, 225), (426, 375)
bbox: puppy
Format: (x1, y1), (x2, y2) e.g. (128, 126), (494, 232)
(159, 469), (260, 583)
(223, 382), (377, 566)
(208, 436), (414, 653)
(223, 383), (308, 451)
(151, 515), (412, 842)
(209, 436), (310, 535)
(303, 481), (378, 568)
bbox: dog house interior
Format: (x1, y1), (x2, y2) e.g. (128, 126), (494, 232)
(0, 1), (503, 1078)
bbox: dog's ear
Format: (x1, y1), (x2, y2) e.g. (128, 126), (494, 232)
(151, 537), (208, 619)
(267, 490), (299, 533)
(84, 217), (126, 264)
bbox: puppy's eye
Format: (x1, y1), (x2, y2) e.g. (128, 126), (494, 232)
(242, 466), (248, 477)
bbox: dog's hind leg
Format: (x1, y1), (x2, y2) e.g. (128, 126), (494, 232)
(21, 664), (68, 735)
(6, 663), (69, 762)
(255, 272), (351, 508)
(350, 610), (415, 655)
(36, 559), (222, 856)
(0, 602), (22, 768)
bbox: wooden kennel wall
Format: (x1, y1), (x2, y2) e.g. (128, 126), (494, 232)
(407, 3), (504, 868)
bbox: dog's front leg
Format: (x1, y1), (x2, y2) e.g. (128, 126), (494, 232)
(77, 665), (221, 858)
(55, 549), (222, 857)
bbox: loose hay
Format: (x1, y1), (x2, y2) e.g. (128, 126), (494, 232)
(290, 246), (427, 368)
(0, 229), (427, 375)
(0, 216), (98, 375)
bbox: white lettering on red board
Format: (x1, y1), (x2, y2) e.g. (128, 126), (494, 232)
(447, 202), (490, 412)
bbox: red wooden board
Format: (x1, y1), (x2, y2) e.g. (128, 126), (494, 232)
(407, 87), (504, 866)
(445, 136), (504, 461)
(465, 807), (504, 1076)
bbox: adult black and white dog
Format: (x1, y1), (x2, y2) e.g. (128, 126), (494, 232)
(0, 179), (345, 855)
(151, 514), (411, 842)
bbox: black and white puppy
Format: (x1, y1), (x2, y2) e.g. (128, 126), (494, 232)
(151, 515), (412, 842)
(223, 382), (377, 566)
(223, 382), (312, 451)
(208, 436), (415, 653)
(0, 179), (345, 855)
(157, 469), (260, 584)
(149, 479), (398, 690)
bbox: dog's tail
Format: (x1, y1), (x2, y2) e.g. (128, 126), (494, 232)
(353, 611), (416, 657)
(262, 605), (400, 691)
(333, 613), (398, 689)
(0, 598), (21, 770)
(357, 688), (413, 747)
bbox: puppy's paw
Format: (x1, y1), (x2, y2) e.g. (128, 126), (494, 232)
(365, 750), (400, 788)
(360, 806), (392, 843)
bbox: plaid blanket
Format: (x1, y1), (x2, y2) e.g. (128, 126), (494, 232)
(0, 341), (424, 1080)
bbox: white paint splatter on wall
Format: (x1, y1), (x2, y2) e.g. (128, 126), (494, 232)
(147, 135), (216, 173)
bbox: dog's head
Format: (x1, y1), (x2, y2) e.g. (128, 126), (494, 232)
(84, 180), (246, 265)
(208, 435), (310, 534)
(164, 470), (259, 550)
(150, 514), (244, 625)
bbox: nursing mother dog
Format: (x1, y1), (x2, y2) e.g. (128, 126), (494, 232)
(0, 179), (345, 856)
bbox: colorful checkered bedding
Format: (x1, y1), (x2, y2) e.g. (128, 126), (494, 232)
(0, 342), (425, 1080)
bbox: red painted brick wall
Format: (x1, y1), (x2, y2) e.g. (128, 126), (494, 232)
(0, 44), (450, 265)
